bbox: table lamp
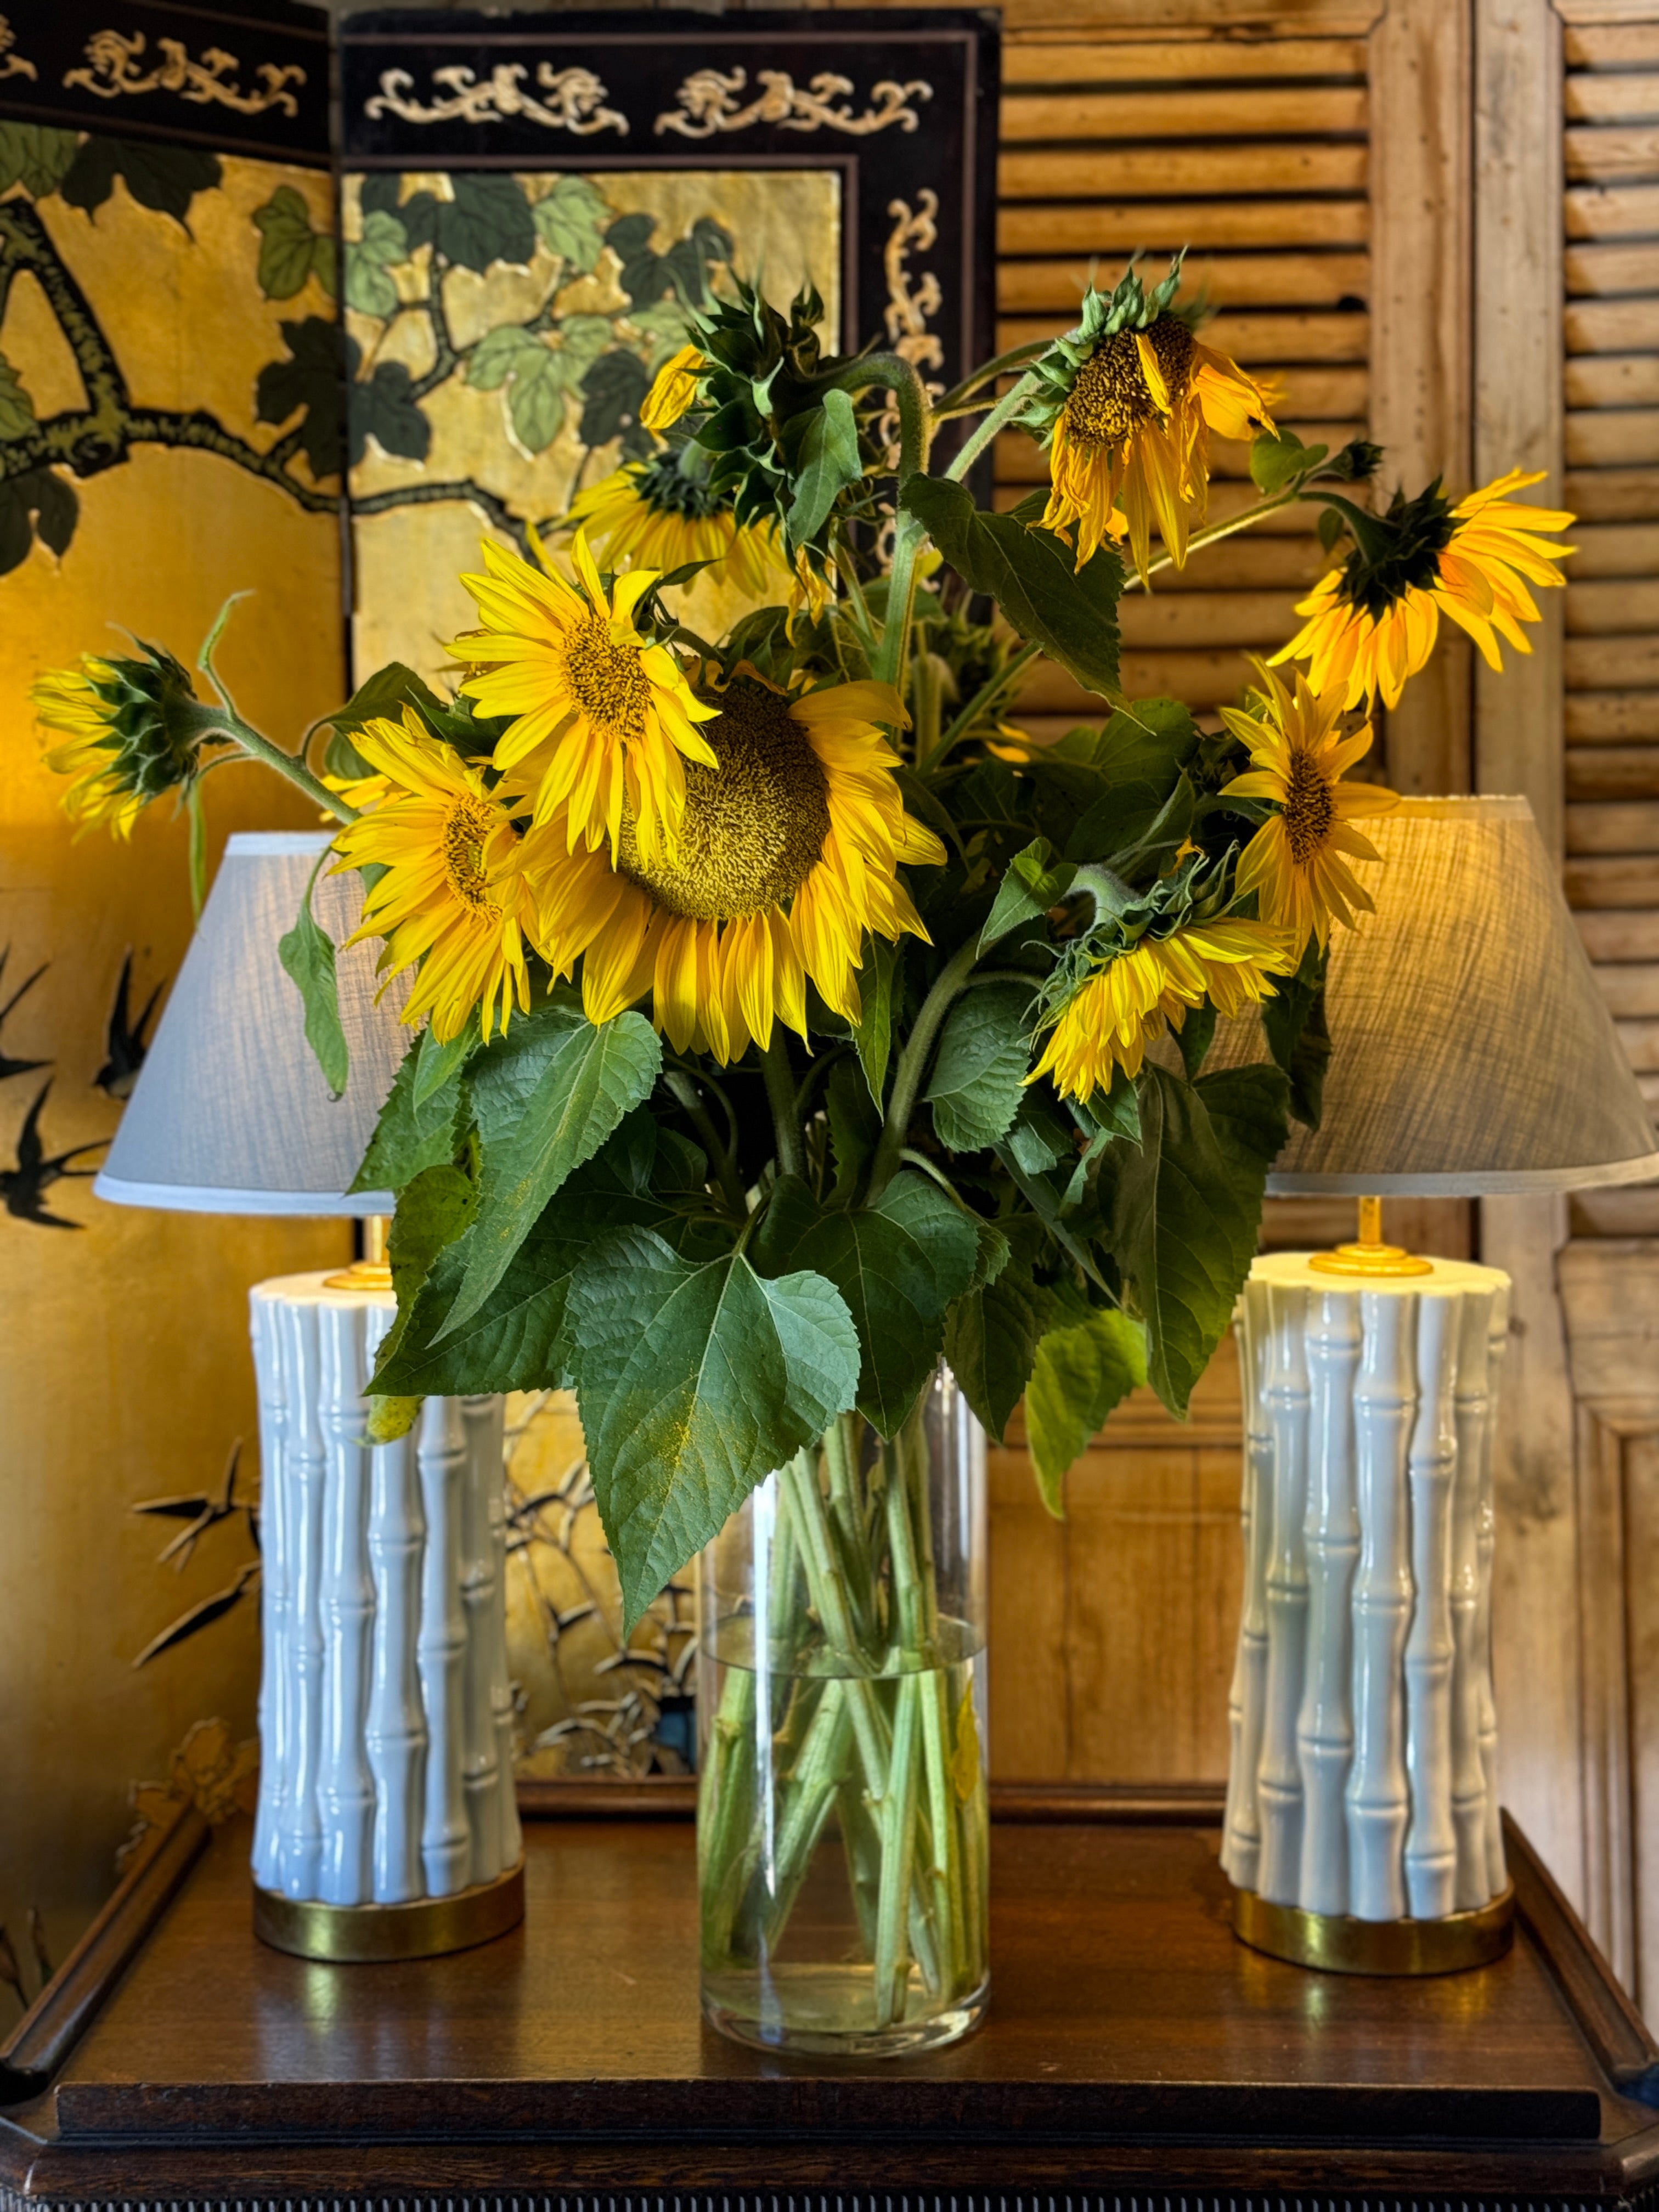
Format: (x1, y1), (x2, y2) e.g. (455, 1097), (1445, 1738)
(1214, 795), (1659, 1973)
(95, 831), (522, 1961)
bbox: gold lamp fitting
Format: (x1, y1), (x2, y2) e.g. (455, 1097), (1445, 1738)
(324, 1213), (393, 1293)
(1308, 1194), (1434, 1279)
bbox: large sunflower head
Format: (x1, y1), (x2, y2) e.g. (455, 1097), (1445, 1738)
(1029, 917), (1294, 1101)
(445, 529), (719, 868)
(1221, 663), (1397, 952)
(565, 448), (791, 601)
(33, 644), (215, 838)
(1271, 469), (1576, 710)
(520, 672), (945, 1064)
(1027, 258), (1277, 577)
(331, 708), (538, 1044)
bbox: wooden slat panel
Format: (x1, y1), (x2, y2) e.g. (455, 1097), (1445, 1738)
(1016, 652), (1256, 715)
(1567, 691), (1659, 742)
(1105, 535), (1333, 591)
(1566, 746), (1659, 799)
(1567, 242), (1659, 296)
(1566, 24), (1659, 69)
(997, 199), (1369, 253)
(1567, 801), (1659, 854)
(1566, 356), (1659, 409)
(1566, 127), (1659, 184)
(1570, 523), (1659, 577)
(997, 252), (1369, 314)
(1571, 1188), (1659, 1237)
(994, 422), (1359, 484)
(997, 309), (1369, 359)
(1117, 590), (1302, 648)
(1577, 909), (1659, 960)
(1566, 297), (1659, 352)
(998, 144), (1369, 198)
(1566, 634), (1659, 686)
(1567, 855), (1659, 906)
(1565, 183), (1659, 238)
(1616, 1017), (1659, 1069)
(998, 86), (1367, 141)
(1568, 577), (1659, 630)
(1566, 73), (1659, 126)
(1596, 963), (1659, 1017)
(1567, 410), (1659, 465)
(1001, 38), (1369, 84)
(1565, 466), (1659, 518)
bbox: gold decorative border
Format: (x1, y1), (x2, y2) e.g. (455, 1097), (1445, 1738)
(253, 1860), (524, 1962)
(1229, 1880), (1516, 1976)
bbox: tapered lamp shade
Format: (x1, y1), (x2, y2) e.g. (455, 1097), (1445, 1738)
(1215, 795), (1659, 1196)
(95, 831), (409, 1215)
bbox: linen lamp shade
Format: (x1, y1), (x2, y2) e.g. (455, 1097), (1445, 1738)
(1215, 794), (1659, 1196)
(94, 831), (407, 1216)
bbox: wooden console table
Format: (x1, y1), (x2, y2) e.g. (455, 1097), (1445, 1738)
(4, 1786), (1659, 2208)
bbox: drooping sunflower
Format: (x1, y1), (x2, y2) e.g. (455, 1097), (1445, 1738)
(1221, 664), (1397, 952)
(1029, 269), (1278, 579)
(445, 531), (719, 868)
(331, 709), (539, 1044)
(1271, 469), (1575, 710)
(520, 671), (945, 1063)
(565, 450), (791, 600)
(640, 343), (706, 433)
(1030, 920), (1295, 1099)
(33, 645), (213, 837)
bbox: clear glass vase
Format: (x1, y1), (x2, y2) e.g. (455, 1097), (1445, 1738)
(697, 1365), (989, 2057)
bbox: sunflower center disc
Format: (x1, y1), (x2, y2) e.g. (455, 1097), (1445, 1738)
(617, 678), (831, 921)
(1282, 748), (1336, 866)
(565, 615), (652, 738)
(1064, 314), (1195, 448)
(442, 794), (498, 911)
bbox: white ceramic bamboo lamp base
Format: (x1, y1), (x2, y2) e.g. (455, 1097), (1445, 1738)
(1221, 1236), (1515, 1974)
(249, 1263), (522, 1962)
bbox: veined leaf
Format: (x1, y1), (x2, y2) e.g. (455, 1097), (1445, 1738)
(944, 1217), (1052, 1445)
(1025, 1308), (1147, 1513)
(278, 868), (348, 1101)
(980, 838), (1076, 953)
(853, 936), (899, 1108)
(926, 982), (1032, 1154)
(787, 387), (862, 549)
(571, 1228), (860, 1632)
(532, 174), (608, 273)
(349, 1034), (466, 1194)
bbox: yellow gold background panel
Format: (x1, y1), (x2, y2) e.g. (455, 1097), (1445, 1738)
(346, 168), (842, 685)
(0, 153), (348, 1973)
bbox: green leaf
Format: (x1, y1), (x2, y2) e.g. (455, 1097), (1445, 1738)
(435, 172), (537, 275)
(507, 349), (571, 455)
(532, 174), (609, 273)
(59, 138), (221, 225)
(1112, 1063), (1289, 1417)
(1250, 425), (1327, 496)
(825, 1057), (881, 1205)
(344, 244), (399, 319)
(1063, 699), (1201, 867)
(309, 234), (338, 301)
(278, 869), (349, 1101)
(787, 387), (862, 549)
(761, 1171), (980, 1437)
(853, 938), (899, 1107)
(464, 325), (545, 392)
(349, 1035), (466, 1194)
(350, 360), (430, 466)
(558, 313), (616, 368)
(980, 838), (1076, 953)
(441, 1006), (662, 1333)
(571, 1229), (860, 1632)
(253, 185), (321, 301)
(944, 1218), (1053, 1445)
(1260, 936), (1330, 1128)
(926, 982), (1032, 1154)
(900, 473), (1122, 702)
(414, 1019), (474, 1106)
(0, 354), (32, 441)
(0, 124), (80, 201)
(374, 1161), (479, 1380)
(1025, 1309), (1147, 1513)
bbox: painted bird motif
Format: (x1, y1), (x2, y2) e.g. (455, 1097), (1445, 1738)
(0, 948), (48, 1082)
(94, 949), (165, 1100)
(0, 1080), (106, 1229)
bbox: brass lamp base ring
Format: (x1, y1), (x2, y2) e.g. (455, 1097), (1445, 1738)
(253, 1859), (524, 1962)
(1229, 1880), (1515, 1976)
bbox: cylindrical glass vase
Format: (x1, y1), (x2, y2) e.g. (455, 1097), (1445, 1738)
(697, 1365), (989, 2057)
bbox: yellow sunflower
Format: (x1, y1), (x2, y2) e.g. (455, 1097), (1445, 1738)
(520, 672), (945, 1064)
(1271, 469), (1575, 711)
(33, 646), (210, 837)
(1030, 920), (1295, 1099)
(1040, 314), (1278, 579)
(331, 709), (538, 1044)
(566, 454), (790, 600)
(640, 343), (706, 432)
(445, 530), (719, 868)
(1221, 664), (1397, 951)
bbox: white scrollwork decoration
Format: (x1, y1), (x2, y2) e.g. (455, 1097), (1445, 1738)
(364, 63), (627, 136)
(654, 67), (931, 139)
(63, 30), (304, 116)
(0, 17), (38, 81)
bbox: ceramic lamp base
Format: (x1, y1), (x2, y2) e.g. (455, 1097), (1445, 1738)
(1229, 1878), (1515, 1976)
(253, 1858), (525, 1962)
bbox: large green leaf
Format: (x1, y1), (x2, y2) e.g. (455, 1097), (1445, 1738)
(440, 1005), (661, 1334)
(278, 872), (348, 1101)
(1063, 700), (1201, 870)
(943, 1218), (1054, 1445)
(926, 982), (1032, 1153)
(853, 936), (899, 1108)
(900, 473), (1122, 702)
(349, 1035), (466, 1194)
(1025, 1308), (1147, 1513)
(1261, 935), (1331, 1128)
(979, 838), (1076, 954)
(570, 1229), (860, 1631)
(787, 387), (862, 549)
(370, 1160), (481, 1406)
(1112, 1063), (1289, 1417)
(760, 1171), (981, 1437)
(532, 175), (608, 273)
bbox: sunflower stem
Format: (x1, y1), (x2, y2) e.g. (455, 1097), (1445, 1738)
(918, 639), (1041, 774)
(665, 1071), (748, 1220)
(761, 1034), (805, 1183)
(865, 936), (980, 1205)
(932, 341), (1052, 419)
(184, 778), (207, 922)
(944, 368), (1043, 487)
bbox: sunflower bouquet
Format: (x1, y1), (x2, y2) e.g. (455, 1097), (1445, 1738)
(36, 257), (1571, 2051)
